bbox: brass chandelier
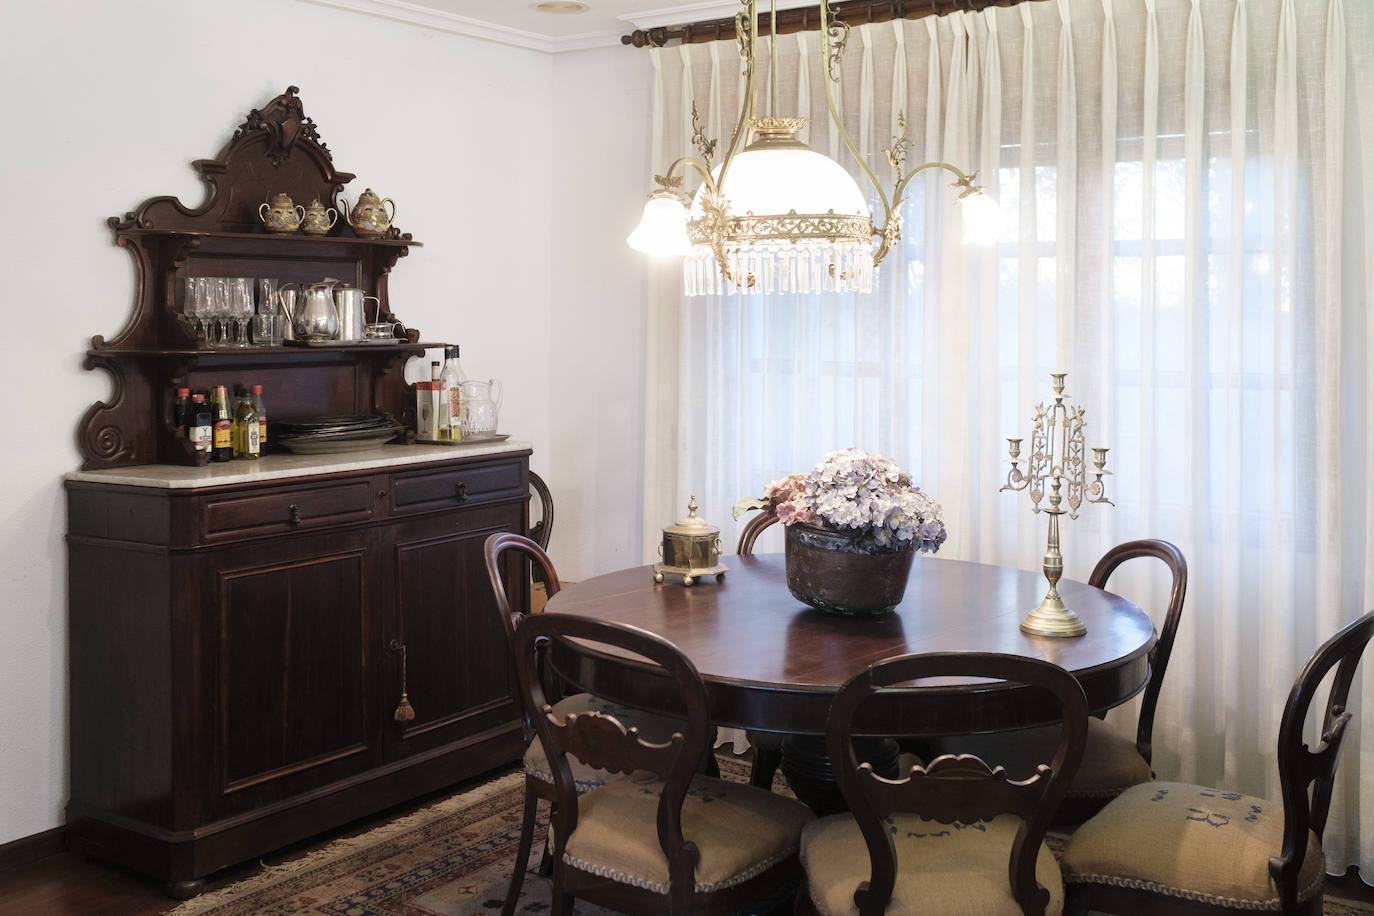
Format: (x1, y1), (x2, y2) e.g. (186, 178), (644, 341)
(627, 0), (1005, 297)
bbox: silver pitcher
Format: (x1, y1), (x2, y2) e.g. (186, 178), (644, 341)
(289, 278), (340, 341)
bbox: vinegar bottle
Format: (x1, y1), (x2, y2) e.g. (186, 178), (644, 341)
(250, 384), (267, 451)
(441, 345), (466, 440)
(432, 360), (451, 441)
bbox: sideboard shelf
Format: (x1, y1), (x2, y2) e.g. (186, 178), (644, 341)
(86, 342), (441, 358)
(114, 227), (423, 247)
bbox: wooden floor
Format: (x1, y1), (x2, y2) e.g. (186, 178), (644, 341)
(4, 832), (1374, 915)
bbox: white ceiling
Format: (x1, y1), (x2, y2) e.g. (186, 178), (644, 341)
(299, 0), (818, 53)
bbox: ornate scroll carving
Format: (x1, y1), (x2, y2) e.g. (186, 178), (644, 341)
(229, 86), (329, 167)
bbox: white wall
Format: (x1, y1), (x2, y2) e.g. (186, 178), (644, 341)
(547, 48), (655, 581)
(0, 0), (632, 845)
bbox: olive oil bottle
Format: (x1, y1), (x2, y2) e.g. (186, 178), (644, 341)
(232, 385), (260, 460)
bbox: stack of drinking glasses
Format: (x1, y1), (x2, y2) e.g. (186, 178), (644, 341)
(183, 277), (285, 347)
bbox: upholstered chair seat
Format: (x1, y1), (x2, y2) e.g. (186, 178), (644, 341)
(802, 813), (1065, 916)
(1062, 781), (1325, 911)
(559, 771), (814, 895)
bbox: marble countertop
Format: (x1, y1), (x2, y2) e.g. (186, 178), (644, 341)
(65, 440), (532, 490)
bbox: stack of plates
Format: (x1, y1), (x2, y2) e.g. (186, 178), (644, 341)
(276, 416), (403, 455)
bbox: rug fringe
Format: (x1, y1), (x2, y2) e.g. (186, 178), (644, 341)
(165, 768), (523, 916)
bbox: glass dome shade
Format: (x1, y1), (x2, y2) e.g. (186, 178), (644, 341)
(957, 186), (1006, 246)
(688, 146), (872, 225)
(627, 194), (691, 256)
(684, 142), (876, 296)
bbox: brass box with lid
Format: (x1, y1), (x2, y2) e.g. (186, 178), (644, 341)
(653, 496), (727, 586)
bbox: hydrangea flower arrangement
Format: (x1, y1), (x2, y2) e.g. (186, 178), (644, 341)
(733, 448), (947, 554)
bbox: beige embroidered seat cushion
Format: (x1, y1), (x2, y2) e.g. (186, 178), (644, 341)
(524, 693), (682, 792)
(932, 719), (1153, 797)
(800, 813), (1065, 916)
(1062, 781), (1325, 907)
(560, 771), (814, 894)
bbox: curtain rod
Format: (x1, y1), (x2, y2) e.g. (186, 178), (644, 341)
(621, 0), (1039, 48)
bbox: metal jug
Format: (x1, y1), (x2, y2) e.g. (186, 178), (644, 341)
(292, 278), (340, 341)
(333, 287), (379, 343)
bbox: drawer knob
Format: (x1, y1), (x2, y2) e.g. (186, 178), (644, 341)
(454, 482), (469, 503)
(377, 489), (387, 500)
(288, 504), (302, 527)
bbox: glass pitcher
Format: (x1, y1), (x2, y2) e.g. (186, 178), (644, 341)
(459, 378), (502, 439)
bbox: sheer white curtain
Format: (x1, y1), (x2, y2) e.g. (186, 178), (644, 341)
(641, 0), (1374, 876)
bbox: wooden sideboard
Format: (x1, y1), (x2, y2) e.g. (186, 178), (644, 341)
(66, 447), (530, 896)
(66, 88), (527, 896)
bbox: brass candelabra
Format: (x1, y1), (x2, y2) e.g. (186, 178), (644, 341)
(1001, 372), (1113, 638)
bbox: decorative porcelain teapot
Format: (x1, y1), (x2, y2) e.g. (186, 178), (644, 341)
(258, 192), (304, 233)
(340, 188), (396, 236)
(300, 198), (338, 235)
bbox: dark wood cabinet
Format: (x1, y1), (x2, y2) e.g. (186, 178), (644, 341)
(65, 88), (528, 897)
(66, 453), (529, 895)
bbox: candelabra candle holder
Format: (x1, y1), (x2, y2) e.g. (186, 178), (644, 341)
(1002, 372), (1114, 638)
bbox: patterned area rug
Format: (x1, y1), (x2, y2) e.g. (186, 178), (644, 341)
(168, 754), (1374, 915)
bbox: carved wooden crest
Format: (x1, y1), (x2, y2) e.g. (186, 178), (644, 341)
(109, 86), (363, 236)
(229, 85), (328, 167)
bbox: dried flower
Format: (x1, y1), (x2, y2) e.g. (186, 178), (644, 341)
(733, 448), (947, 554)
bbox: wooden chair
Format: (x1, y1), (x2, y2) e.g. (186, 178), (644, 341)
(734, 507), (786, 788)
(528, 470), (554, 550)
(799, 651), (1089, 916)
(1061, 610), (1374, 915)
(484, 532), (686, 916)
(927, 539), (1187, 822)
(512, 611), (815, 915)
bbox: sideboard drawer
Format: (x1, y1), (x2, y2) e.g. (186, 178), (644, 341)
(388, 459), (525, 517)
(200, 479), (377, 543)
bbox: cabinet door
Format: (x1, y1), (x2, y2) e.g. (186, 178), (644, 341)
(381, 502), (524, 761)
(198, 530), (380, 819)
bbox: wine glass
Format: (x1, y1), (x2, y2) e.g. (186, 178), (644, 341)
(228, 278), (254, 347)
(206, 278), (229, 347)
(183, 277), (206, 345)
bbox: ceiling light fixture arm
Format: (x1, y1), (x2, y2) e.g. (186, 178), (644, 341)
(816, 0), (982, 268)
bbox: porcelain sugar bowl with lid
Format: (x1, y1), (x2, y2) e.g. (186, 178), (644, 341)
(653, 496), (727, 586)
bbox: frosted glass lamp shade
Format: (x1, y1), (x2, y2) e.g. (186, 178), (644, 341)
(688, 147), (871, 223)
(957, 186), (1005, 246)
(683, 145), (877, 295)
(627, 195), (691, 256)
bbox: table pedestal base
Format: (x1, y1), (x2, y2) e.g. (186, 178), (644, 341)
(780, 735), (900, 816)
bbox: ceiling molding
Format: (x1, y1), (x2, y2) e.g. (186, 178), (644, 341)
(297, 0), (627, 52)
(617, 0), (815, 30)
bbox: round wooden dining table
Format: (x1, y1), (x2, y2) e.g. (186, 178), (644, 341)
(543, 552), (1156, 739)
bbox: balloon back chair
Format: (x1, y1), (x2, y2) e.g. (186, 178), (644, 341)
(799, 651), (1090, 916)
(484, 532), (685, 915)
(512, 611), (815, 914)
(1061, 609), (1374, 915)
(527, 470), (553, 550)
(929, 539), (1187, 823)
